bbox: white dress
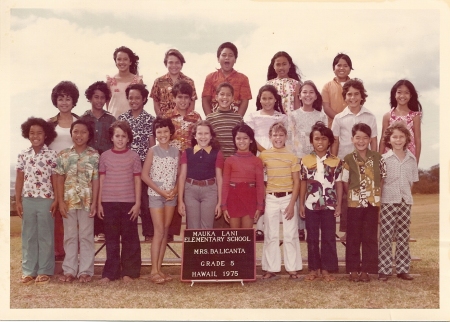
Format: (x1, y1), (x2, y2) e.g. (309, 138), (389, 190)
(246, 110), (287, 151)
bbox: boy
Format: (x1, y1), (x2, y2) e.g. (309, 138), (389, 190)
(342, 123), (386, 283)
(331, 78), (377, 240)
(259, 122), (302, 280)
(202, 42), (252, 117)
(321, 53), (353, 127)
(56, 119), (99, 283)
(378, 123), (418, 281)
(81, 81), (116, 242)
(118, 84), (156, 241)
(299, 121), (342, 282)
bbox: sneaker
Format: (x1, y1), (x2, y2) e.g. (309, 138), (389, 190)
(255, 230), (264, 241)
(298, 229), (305, 241)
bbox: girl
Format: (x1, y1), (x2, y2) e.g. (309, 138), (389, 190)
(221, 124), (265, 229)
(16, 117), (58, 285)
(150, 49), (198, 117)
(286, 80), (327, 241)
(107, 46), (144, 118)
(48, 80), (80, 261)
(378, 122), (419, 281)
(266, 51), (302, 114)
(178, 121), (224, 229)
(98, 121), (142, 284)
(141, 117), (179, 284)
(379, 79), (422, 163)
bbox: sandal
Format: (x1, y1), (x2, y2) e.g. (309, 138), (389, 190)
(20, 275), (35, 285)
(59, 274), (75, 283)
(35, 274), (50, 285)
(160, 273), (173, 282)
(322, 274), (336, 282)
(289, 273), (303, 281)
(261, 272), (280, 281)
(150, 273), (165, 284)
(304, 273), (319, 281)
(79, 274), (92, 283)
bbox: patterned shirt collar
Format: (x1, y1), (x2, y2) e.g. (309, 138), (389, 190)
(24, 144), (50, 155)
(193, 145), (212, 154)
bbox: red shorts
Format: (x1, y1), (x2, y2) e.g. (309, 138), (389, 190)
(226, 182), (257, 218)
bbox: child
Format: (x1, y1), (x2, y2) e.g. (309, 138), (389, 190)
(286, 80), (328, 241)
(107, 46), (143, 118)
(259, 122), (302, 280)
(81, 81), (116, 242)
(141, 117), (179, 284)
(221, 123), (265, 229)
(48, 80), (80, 261)
(299, 121), (343, 282)
(321, 53), (353, 127)
(15, 117), (58, 285)
(331, 78), (377, 240)
(206, 82), (243, 159)
(150, 49), (198, 117)
(98, 121), (142, 284)
(118, 83), (156, 242)
(378, 122), (418, 281)
(266, 51), (302, 114)
(342, 123), (387, 282)
(178, 121), (224, 229)
(56, 119), (99, 283)
(246, 84), (286, 239)
(202, 42), (252, 116)
(379, 79), (422, 163)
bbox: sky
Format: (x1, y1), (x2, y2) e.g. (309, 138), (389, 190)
(2, 0), (450, 320)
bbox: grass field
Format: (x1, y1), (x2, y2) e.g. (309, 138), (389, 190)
(9, 194), (439, 310)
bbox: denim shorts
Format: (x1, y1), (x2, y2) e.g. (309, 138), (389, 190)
(149, 194), (177, 208)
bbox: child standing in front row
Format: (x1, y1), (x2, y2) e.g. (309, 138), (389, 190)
(178, 121), (224, 229)
(299, 121), (342, 282)
(98, 121), (142, 284)
(378, 122), (418, 281)
(16, 118), (58, 285)
(221, 123), (265, 229)
(141, 117), (179, 284)
(342, 123), (386, 283)
(259, 122), (302, 280)
(56, 119), (99, 283)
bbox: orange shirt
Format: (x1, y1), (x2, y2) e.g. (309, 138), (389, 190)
(321, 77), (349, 127)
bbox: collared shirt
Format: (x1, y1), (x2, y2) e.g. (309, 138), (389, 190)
(150, 72), (198, 116)
(381, 149), (419, 205)
(81, 110), (116, 155)
(118, 109), (156, 161)
(342, 150), (387, 208)
(16, 145), (57, 199)
(321, 77), (349, 127)
(193, 144), (212, 154)
(206, 109), (243, 158)
(55, 146), (99, 211)
(331, 106), (378, 159)
(300, 151), (343, 211)
(202, 69), (252, 113)
(166, 108), (202, 152)
(259, 147), (300, 193)
(266, 77), (299, 114)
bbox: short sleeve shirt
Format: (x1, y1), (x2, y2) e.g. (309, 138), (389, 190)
(118, 109), (156, 161)
(55, 146), (99, 211)
(166, 108), (202, 152)
(16, 145), (57, 199)
(321, 77), (349, 127)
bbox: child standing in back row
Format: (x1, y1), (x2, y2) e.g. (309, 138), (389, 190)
(16, 117), (58, 285)
(378, 122), (418, 281)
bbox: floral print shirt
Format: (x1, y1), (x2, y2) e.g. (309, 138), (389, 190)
(166, 108), (202, 152)
(16, 145), (57, 199)
(300, 151), (343, 210)
(55, 146), (99, 211)
(118, 109), (156, 161)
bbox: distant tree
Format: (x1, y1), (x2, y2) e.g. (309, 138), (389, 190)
(412, 164), (439, 194)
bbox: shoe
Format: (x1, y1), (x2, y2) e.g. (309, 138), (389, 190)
(255, 230), (264, 241)
(288, 273), (303, 281)
(397, 273), (414, 280)
(95, 233), (105, 242)
(359, 272), (370, 283)
(20, 275), (35, 285)
(78, 274), (92, 283)
(35, 274), (50, 285)
(378, 273), (389, 281)
(150, 273), (165, 284)
(261, 272), (280, 281)
(298, 229), (305, 241)
(145, 235), (153, 242)
(349, 271), (359, 282)
(322, 274), (336, 282)
(59, 274), (75, 283)
(304, 272), (319, 281)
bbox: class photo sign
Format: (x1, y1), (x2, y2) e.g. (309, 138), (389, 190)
(181, 228), (256, 282)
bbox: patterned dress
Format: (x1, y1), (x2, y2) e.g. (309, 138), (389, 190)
(266, 77), (300, 114)
(106, 74), (143, 119)
(387, 108), (422, 156)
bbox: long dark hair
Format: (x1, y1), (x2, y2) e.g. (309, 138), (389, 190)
(113, 46), (140, 75)
(299, 80), (323, 112)
(255, 85), (284, 114)
(267, 51), (301, 81)
(389, 79), (423, 113)
(232, 123), (257, 155)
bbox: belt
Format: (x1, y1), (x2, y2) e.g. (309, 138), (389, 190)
(230, 182), (256, 188)
(186, 178), (216, 187)
(268, 191), (292, 198)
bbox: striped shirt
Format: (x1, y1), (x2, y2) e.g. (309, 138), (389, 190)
(206, 109), (243, 158)
(381, 149), (418, 205)
(259, 147), (300, 193)
(331, 106), (378, 159)
(99, 149), (142, 203)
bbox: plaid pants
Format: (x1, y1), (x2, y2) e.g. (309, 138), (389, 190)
(378, 201), (412, 275)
